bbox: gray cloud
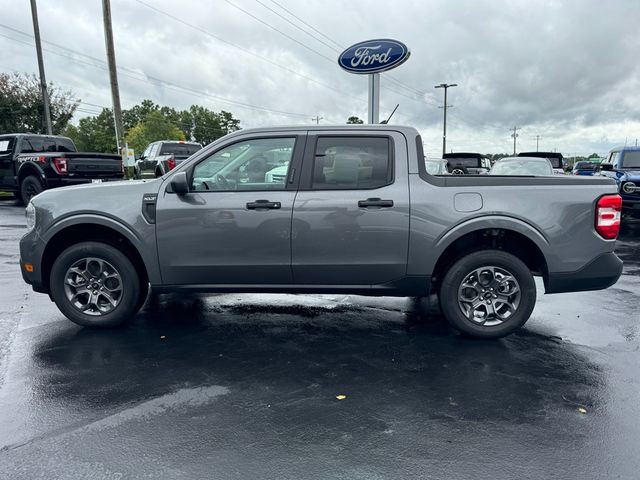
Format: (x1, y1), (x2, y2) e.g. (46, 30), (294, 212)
(1, 0), (638, 155)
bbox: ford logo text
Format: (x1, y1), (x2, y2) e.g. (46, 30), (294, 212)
(338, 39), (410, 74)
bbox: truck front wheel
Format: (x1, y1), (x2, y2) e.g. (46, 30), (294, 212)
(439, 250), (536, 338)
(20, 175), (43, 205)
(50, 242), (141, 328)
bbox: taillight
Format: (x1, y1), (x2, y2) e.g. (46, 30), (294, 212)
(595, 194), (622, 239)
(51, 157), (68, 175)
(167, 155), (176, 171)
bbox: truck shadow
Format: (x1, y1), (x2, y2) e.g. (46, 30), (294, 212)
(32, 292), (602, 427)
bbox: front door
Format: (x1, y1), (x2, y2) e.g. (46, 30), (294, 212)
(291, 132), (409, 285)
(155, 134), (305, 285)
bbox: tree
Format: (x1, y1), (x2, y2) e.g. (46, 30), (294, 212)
(347, 116), (364, 124)
(62, 108), (117, 152)
(124, 110), (185, 154)
(0, 72), (78, 134)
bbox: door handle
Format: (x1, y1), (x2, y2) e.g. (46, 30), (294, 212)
(358, 198), (394, 208)
(246, 199), (281, 210)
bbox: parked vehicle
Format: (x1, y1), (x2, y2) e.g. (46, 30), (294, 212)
(20, 125), (623, 339)
(572, 161), (599, 176)
(424, 157), (449, 175)
(599, 146), (640, 217)
(442, 152), (491, 175)
(518, 151), (566, 174)
(134, 140), (202, 179)
(0, 133), (124, 205)
(490, 157), (554, 176)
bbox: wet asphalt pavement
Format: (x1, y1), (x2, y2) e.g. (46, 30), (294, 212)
(0, 197), (639, 479)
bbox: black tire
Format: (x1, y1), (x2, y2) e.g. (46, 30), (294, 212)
(50, 242), (141, 328)
(20, 175), (43, 205)
(439, 250), (536, 338)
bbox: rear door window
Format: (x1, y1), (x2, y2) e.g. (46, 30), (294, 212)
(55, 138), (76, 152)
(311, 136), (392, 189)
(159, 143), (202, 156)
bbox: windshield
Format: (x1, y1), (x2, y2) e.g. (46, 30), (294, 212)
(159, 143), (202, 156)
(621, 151), (640, 168)
(491, 159), (553, 176)
(574, 162), (596, 170)
(446, 157), (481, 168)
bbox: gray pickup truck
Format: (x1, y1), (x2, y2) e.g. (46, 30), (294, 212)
(19, 125), (623, 338)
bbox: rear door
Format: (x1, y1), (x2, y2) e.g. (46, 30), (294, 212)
(291, 131), (410, 285)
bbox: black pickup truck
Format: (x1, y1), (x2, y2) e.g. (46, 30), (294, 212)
(0, 134), (124, 204)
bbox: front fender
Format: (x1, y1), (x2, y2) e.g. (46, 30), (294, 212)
(41, 213), (161, 284)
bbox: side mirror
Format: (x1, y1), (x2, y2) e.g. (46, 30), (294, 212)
(170, 171), (189, 195)
(600, 163), (613, 171)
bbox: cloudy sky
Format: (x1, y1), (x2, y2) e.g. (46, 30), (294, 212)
(1, 0), (639, 155)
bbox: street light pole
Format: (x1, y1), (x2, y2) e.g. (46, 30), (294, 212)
(435, 83), (457, 157)
(29, 0), (52, 135)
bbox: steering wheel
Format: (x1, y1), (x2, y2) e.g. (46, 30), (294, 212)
(201, 181), (211, 190)
(216, 174), (231, 189)
(451, 167), (467, 175)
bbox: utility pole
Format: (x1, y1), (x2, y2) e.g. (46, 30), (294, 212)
(510, 126), (521, 155)
(311, 115), (323, 125)
(535, 135), (541, 152)
(29, 0), (52, 135)
(102, 0), (127, 173)
(434, 83), (457, 157)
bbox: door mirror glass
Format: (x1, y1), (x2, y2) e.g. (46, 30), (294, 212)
(600, 163), (613, 171)
(170, 171), (189, 195)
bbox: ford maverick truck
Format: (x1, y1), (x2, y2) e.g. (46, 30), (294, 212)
(19, 125), (623, 338)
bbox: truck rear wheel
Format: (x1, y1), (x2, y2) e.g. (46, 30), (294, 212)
(50, 242), (141, 328)
(439, 250), (536, 338)
(20, 175), (43, 205)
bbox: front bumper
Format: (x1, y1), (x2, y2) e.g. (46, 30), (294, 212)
(19, 228), (47, 293)
(546, 252), (623, 294)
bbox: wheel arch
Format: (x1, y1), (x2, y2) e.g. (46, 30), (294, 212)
(431, 216), (550, 289)
(17, 162), (47, 189)
(41, 217), (151, 294)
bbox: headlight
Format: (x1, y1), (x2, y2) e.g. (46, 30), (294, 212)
(621, 181), (636, 194)
(25, 202), (36, 231)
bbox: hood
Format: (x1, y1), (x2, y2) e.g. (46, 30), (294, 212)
(31, 178), (164, 221)
(620, 170), (640, 181)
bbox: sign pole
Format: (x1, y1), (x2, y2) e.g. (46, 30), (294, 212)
(368, 73), (380, 124)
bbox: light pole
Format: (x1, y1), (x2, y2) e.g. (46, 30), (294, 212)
(435, 83), (457, 157)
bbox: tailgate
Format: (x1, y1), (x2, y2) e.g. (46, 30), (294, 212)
(66, 153), (122, 177)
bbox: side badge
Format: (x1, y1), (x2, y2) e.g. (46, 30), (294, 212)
(141, 193), (158, 224)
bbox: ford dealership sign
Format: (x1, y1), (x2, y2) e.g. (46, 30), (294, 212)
(338, 39), (410, 74)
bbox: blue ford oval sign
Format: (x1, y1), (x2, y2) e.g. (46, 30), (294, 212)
(338, 39), (410, 74)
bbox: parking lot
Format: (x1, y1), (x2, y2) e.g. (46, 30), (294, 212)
(0, 196), (639, 479)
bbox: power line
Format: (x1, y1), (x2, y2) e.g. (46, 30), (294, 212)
(222, 0), (336, 64)
(267, 0), (343, 50)
(265, 0), (429, 100)
(132, 0), (365, 105)
(0, 27), (315, 119)
(253, 0), (339, 53)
